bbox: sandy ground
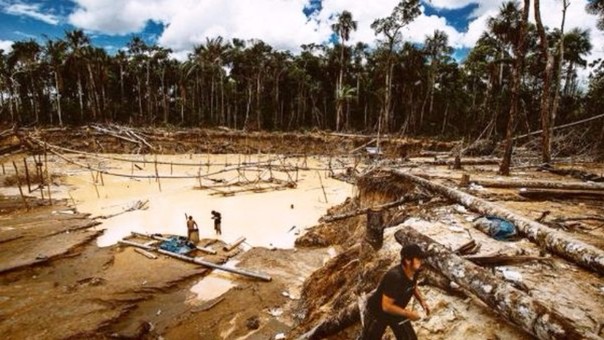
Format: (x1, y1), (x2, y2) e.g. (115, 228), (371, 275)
(2, 151), (604, 339)
(0, 153), (352, 339)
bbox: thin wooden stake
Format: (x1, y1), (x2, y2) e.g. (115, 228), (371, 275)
(317, 170), (328, 203)
(44, 145), (52, 205)
(23, 158), (32, 193)
(1, 163), (5, 175)
(12, 161), (29, 210)
(155, 158), (161, 192)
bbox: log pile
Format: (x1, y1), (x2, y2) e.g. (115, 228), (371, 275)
(388, 169), (604, 275)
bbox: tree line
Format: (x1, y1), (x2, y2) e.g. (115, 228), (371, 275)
(1, 0), (603, 166)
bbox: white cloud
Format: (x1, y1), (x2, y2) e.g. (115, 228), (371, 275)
(0, 40), (13, 53)
(64, 0), (603, 68)
(3, 2), (60, 25)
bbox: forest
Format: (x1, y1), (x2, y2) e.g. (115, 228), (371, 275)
(1, 1), (603, 162)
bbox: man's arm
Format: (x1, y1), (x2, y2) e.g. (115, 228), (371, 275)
(413, 286), (430, 316)
(381, 294), (421, 321)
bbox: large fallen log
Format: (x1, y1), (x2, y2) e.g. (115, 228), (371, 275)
(388, 169), (604, 275)
(395, 227), (598, 340)
(319, 193), (425, 223)
(518, 188), (604, 200)
(422, 158), (500, 166)
(470, 178), (604, 191)
(539, 164), (604, 183)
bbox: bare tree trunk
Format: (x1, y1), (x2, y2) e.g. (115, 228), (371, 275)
(54, 71), (63, 126)
(550, 0), (569, 138)
(500, 0), (529, 175)
(388, 169), (604, 275)
(77, 72), (84, 121)
(535, 0), (554, 164)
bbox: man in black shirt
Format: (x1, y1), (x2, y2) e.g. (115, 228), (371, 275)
(211, 210), (222, 235)
(361, 244), (430, 340)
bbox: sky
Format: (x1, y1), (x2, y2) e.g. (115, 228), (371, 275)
(0, 0), (603, 69)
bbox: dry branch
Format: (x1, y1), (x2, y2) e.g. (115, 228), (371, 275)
(387, 169), (604, 275)
(395, 227), (598, 340)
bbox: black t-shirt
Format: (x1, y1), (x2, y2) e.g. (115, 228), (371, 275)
(212, 212), (221, 223)
(368, 265), (416, 318)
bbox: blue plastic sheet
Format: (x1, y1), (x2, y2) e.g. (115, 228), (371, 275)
(159, 236), (195, 254)
(475, 216), (517, 241)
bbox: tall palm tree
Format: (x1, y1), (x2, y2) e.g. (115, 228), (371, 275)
(9, 40), (42, 123)
(332, 10), (357, 131)
(499, 0), (530, 175)
(561, 28), (592, 95)
(44, 39), (67, 125)
(586, 0), (604, 30)
(421, 30), (452, 129)
(371, 0), (421, 133)
(65, 29), (91, 121)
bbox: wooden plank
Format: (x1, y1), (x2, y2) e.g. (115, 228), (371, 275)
(133, 247), (158, 259)
(223, 237), (246, 252)
(119, 239), (271, 281)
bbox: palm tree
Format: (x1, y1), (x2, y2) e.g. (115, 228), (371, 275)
(499, 0), (530, 175)
(65, 29), (91, 121)
(586, 0), (604, 30)
(332, 10), (357, 131)
(561, 28), (592, 95)
(44, 39), (67, 125)
(421, 30), (453, 129)
(9, 40), (42, 123)
(371, 0), (421, 133)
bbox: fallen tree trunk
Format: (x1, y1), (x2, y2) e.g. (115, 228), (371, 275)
(319, 193), (425, 223)
(388, 169), (604, 275)
(518, 188), (604, 200)
(471, 178), (604, 191)
(422, 158), (500, 166)
(395, 227), (598, 340)
(538, 164), (604, 183)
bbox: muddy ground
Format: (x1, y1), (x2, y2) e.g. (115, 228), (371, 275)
(1, 127), (603, 339)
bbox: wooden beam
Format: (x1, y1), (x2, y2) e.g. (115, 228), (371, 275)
(120, 239), (271, 281)
(223, 237), (246, 252)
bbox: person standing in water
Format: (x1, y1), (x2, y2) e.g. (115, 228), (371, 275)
(211, 210), (222, 235)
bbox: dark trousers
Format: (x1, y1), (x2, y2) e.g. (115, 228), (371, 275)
(360, 309), (417, 340)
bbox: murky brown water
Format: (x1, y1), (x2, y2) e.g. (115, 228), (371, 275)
(36, 154), (353, 249)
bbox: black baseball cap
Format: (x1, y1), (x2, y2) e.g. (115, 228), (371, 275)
(400, 244), (427, 261)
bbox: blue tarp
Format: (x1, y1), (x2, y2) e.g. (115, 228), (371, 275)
(158, 236), (195, 254)
(473, 216), (517, 241)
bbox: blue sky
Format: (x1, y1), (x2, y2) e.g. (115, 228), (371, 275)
(1, 0), (602, 65)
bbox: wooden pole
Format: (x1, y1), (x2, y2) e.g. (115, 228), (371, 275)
(317, 171), (328, 203)
(44, 145), (52, 205)
(154, 158), (162, 192)
(223, 237), (246, 252)
(388, 169), (604, 275)
(119, 239), (270, 281)
(12, 161), (29, 210)
(23, 158), (32, 193)
(36, 155), (44, 200)
(133, 247), (158, 259)
(395, 227), (597, 340)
